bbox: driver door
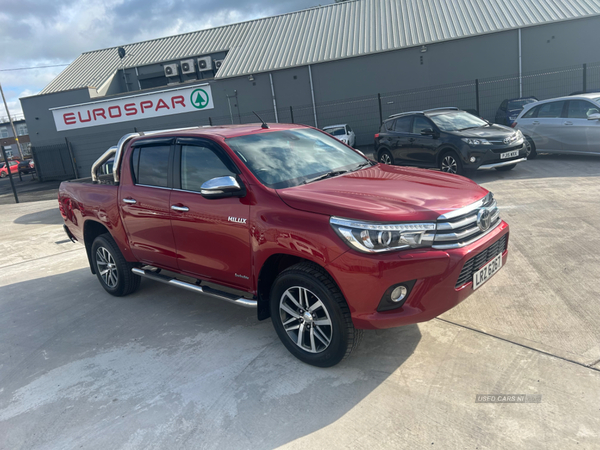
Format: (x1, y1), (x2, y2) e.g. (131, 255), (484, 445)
(169, 138), (252, 291)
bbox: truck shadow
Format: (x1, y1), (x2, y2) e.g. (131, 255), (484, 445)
(13, 207), (63, 225)
(0, 269), (421, 449)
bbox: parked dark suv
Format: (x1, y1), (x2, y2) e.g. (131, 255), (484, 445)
(374, 108), (528, 175)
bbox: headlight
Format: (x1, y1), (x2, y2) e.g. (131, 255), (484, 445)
(515, 130), (523, 139)
(461, 138), (491, 146)
(330, 217), (436, 253)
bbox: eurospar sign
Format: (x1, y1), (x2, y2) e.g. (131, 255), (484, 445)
(51, 84), (214, 131)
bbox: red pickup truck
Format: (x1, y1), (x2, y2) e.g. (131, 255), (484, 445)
(59, 123), (509, 367)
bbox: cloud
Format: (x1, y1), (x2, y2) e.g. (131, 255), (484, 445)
(0, 0), (322, 117)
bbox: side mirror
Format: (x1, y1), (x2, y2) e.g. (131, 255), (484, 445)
(200, 176), (245, 199)
(587, 113), (600, 120)
(420, 128), (435, 136)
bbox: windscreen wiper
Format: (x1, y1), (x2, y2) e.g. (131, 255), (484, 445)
(352, 161), (375, 171)
(302, 170), (349, 184)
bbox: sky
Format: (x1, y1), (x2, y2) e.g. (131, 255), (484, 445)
(0, 0), (324, 120)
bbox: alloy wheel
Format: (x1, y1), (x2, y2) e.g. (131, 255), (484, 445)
(380, 153), (392, 165)
(96, 246), (118, 288)
(441, 155), (458, 174)
(279, 286), (333, 354)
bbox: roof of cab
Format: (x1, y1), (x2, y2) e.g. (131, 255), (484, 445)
(130, 123), (308, 144)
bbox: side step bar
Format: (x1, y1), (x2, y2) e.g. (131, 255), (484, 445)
(132, 268), (257, 308)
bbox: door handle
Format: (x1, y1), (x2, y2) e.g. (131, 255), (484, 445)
(123, 198), (137, 204)
(563, 121), (573, 126)
(171, 205), (190, 212)
(532, 121), (540, 125)
(409, 138), (415, 143)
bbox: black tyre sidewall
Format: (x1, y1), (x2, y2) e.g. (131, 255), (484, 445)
(91, 234), (130, 296)
(270, 270), (350, 367)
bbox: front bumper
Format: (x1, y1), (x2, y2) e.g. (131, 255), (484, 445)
(327, 220), (509, 329)
(462, 142), (527, 170)
(477, 157), (527, 170)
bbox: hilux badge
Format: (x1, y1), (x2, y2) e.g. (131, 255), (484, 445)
(228, 216), (247, 224)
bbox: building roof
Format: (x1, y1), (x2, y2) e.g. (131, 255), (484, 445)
(40, 0), (600, 95)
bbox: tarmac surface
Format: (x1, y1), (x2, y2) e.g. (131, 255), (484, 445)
(0, 154), (599, 449)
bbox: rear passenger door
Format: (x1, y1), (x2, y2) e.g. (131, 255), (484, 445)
(389, 116), (414, 163)
(169, 138), (252, 291)
(119, 140), (179, 269)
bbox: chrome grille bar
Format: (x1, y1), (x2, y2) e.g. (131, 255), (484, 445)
(432, 193), (501, 249)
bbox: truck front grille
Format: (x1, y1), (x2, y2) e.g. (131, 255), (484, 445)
(432, 193), (501, 249)
(455, 234), (508, 288)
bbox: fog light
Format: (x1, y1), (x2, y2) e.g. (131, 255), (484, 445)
(390, 286), (407, 302)
(470, 156), (476, 163)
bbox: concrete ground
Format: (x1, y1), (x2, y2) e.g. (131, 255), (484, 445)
(0, 154), (599, 450)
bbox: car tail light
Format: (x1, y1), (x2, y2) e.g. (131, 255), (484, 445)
(59, 200), (67, 219)
(511, 122), (517, 128)
(374, 133), (380, 139)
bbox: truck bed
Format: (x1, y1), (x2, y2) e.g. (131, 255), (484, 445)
(58, 175), (121, 244)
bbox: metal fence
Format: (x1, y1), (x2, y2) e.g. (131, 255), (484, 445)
(33, 61), (600, 181)
(202, 61), (600, 147)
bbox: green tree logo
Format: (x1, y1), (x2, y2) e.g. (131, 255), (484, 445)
(190, 89), (210, 109)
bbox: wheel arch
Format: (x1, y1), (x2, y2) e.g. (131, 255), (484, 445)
(436, 146), (461, 166)
(376, 146), (392, 161)
(83, 219), (111, 274)
(256, 253), (337, 321)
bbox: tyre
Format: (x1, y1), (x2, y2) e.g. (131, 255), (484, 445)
(439, 151), (464, 175)
(0, 172), (6, 178)
(495, 163), (516, 171)
(378, 149), (394, 165)
(525, 137), (537, 159)
(91, 233), (140, 297)
(270, 262), (362, 367)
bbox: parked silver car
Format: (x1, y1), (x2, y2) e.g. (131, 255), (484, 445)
(514, 93), (600, 158)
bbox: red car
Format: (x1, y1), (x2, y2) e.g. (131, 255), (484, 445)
(59, 124), (509, 367)
(0, 159), (21, 177)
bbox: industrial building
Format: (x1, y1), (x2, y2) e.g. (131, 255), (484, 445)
(20, 0), (600, 180)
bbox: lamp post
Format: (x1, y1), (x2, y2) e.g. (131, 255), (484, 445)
(0, 81), (24, 159)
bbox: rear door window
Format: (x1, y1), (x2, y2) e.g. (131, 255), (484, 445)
(536, 101), (565, 118)
(132, 145), (170, 187)
(394, 116), (412, 133)
(567, 100), (600, 119)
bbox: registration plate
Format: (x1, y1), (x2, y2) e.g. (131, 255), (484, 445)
(500, 150), (519, 159)
(472, 253), (502, 290)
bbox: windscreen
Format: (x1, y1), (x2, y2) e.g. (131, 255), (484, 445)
(226, 128), (367, 189)
(508, 99), (536, 110)
(325, 127), (346, 136)
(429, 111), (488, 132)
